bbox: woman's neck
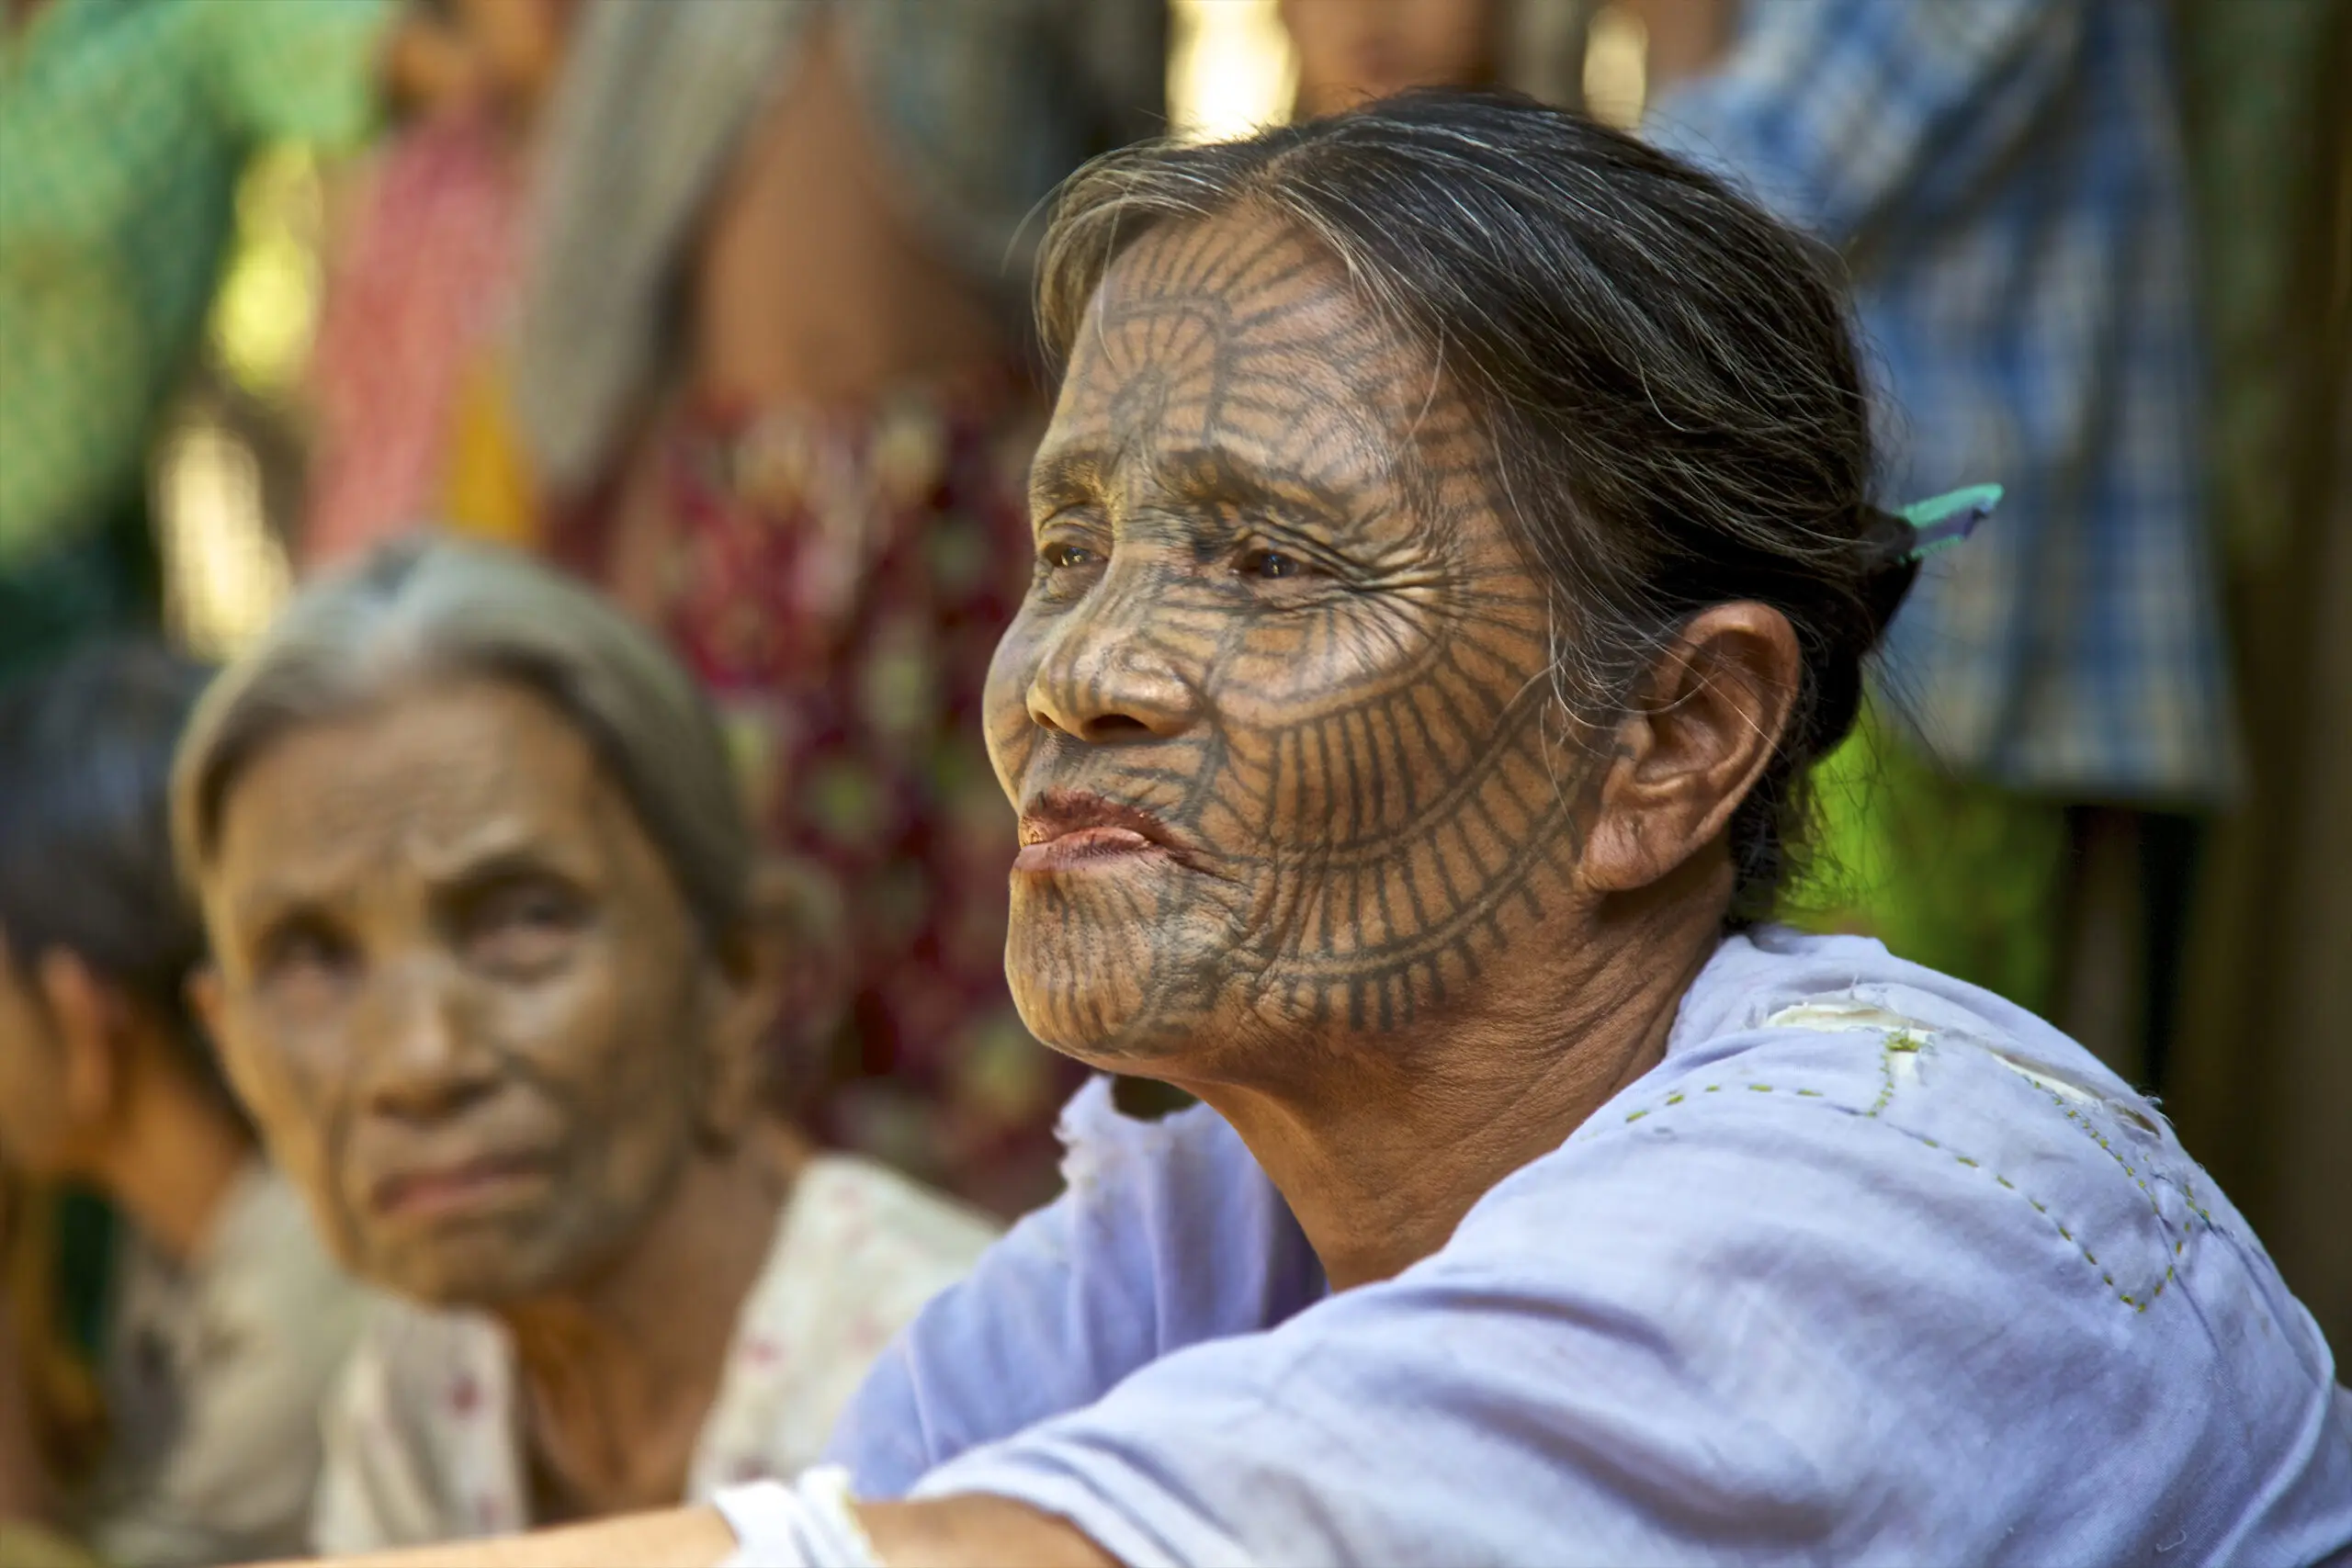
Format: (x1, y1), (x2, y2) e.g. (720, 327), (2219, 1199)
(503, 1121), (806, 1521)
(1197, 879), (1725, 1292)
(93, 1048), (255, 1266)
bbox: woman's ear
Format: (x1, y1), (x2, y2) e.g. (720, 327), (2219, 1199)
(187, 964), (226, 1055)
(36, 952), (126, 1134)
(1580, 602), (1802, 896)
(695, 861), (816, 1144)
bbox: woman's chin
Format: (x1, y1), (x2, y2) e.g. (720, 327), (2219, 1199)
(1007, 956), (1190, 1068)
(1005, 892), (1245, 1065)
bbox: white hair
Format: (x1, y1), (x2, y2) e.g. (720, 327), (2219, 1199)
(172, 536), (752, 936)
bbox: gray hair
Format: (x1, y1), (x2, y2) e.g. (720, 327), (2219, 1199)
(1035, 93), (1898, 924)
(173, 536), (752, 938)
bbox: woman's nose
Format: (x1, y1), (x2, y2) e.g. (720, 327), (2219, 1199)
(1025, 586), (1204, 744)
(356, 960), (497, 1121)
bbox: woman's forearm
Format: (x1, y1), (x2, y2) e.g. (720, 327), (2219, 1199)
(859, 1496), (1115, 1568)
(243, 1495), (1111, 1568)
(245, 1507), (737, 1568)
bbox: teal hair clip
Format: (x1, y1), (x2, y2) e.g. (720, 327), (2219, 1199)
(1895, 483), (2004, 560)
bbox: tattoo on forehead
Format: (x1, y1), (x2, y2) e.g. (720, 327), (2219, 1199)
(1009, 215), (1588, 1051)
(1062, 219), (1468, 519)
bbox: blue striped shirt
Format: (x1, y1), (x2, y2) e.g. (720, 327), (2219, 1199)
(1646, 0), (2234, 801)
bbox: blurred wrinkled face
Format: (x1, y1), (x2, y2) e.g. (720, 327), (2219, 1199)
(0, 935), (71, 1173)
(198, 679), (721, 1306)
(984, 210), (1581, 1067)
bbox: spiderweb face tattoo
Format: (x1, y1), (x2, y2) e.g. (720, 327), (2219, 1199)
(986, 211), (1585, 1070)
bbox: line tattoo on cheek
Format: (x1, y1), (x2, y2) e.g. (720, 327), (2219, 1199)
(987, 213), (1589, 1065)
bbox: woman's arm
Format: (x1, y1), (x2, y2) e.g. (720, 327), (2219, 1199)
(242, 1497), (1112, 1568)
(862, 1498), (1114, 1568)
(246, 1507), (736, 1568)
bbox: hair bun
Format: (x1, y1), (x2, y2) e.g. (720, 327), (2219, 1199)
(1857, 503), (1923, 643)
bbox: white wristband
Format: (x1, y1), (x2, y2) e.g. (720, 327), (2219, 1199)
(713, 1468), (882, 1568)
(794, 1466), (884, 1566)
(714, 1479), (808, 1567)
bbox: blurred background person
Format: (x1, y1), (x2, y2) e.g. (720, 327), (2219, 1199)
(1632, 0), (2228, 1089)
(477, 0), (1168, 1214)
(1, 11), (417, 1560)
(0, 643), (366, 1566)
(0, 0), (408, 682)
(300, 0), (578, 570)
(1280, 0), (1602, 118)
(1282, 0), (1501, 110)
(1270, 0), (2347, 1354)
(2163, 0), (2352, 1371)
(1276, 0), (2231, 1088)
(1, 1171), (107, 1568)
(172, 540), (999, 1551)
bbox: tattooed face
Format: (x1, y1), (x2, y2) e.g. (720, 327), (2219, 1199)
(195, 679), (746, 1307)
(985, 209), (1589, 1068)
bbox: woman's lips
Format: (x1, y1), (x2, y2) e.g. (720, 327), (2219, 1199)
(1015, 790), (1179, 873)
(1012, 824), (1162, 872)
(371, 1155), (551, 1224)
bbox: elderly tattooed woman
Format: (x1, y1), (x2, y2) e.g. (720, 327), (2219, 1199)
(298, 96), (2352, 1568)
(170, 543), (999, 1550)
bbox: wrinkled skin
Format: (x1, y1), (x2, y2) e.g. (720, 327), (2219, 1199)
(986, 209), (1587, 1073)
(194, 679), (763, 1307)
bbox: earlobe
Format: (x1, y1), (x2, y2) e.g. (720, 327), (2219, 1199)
(187, 965), (227, 1052)
(695, 907), (791, 1145)
(38, 951), (121, 1129)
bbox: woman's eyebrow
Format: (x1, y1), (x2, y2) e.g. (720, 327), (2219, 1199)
(421, 835), (607, 904)
(1030, 441), (1382, 531)
(232, 881), (326, 934)
(433, 847), (570, 894)
(1155, 444), (1365, 523)
(1029, 449), (1103, 513)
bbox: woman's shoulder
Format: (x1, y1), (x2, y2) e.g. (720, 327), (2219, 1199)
(1431, 930), (2343, 1533)
(1486, 929), (2220, 1291)
(311, 1295), (519, 1551)
(790, 1154), (1003, 1280)
(324, 1291), (512, 1449)
(1617, 927), (2166, 1156)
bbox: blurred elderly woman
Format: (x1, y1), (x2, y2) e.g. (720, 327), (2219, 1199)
(170, 542), (998, 1550)
(298, 95), (2350, 1568)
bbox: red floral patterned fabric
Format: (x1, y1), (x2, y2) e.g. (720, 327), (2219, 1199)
(303, 111), (523, 567)
(647, 379), (1079, 1215)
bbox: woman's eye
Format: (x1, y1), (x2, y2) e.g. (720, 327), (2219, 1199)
(1238, 547), (1302, 581)
(1042, 540), (1099, 570)
(259, 920), (356, 996)
(465, 881), (585, 975)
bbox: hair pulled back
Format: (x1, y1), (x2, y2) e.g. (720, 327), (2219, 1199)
(1035, 91), (1913, 922)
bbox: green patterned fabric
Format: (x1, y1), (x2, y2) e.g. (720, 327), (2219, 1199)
(0, 0), (387, 570)
(1784, 705), (2070, 1017)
